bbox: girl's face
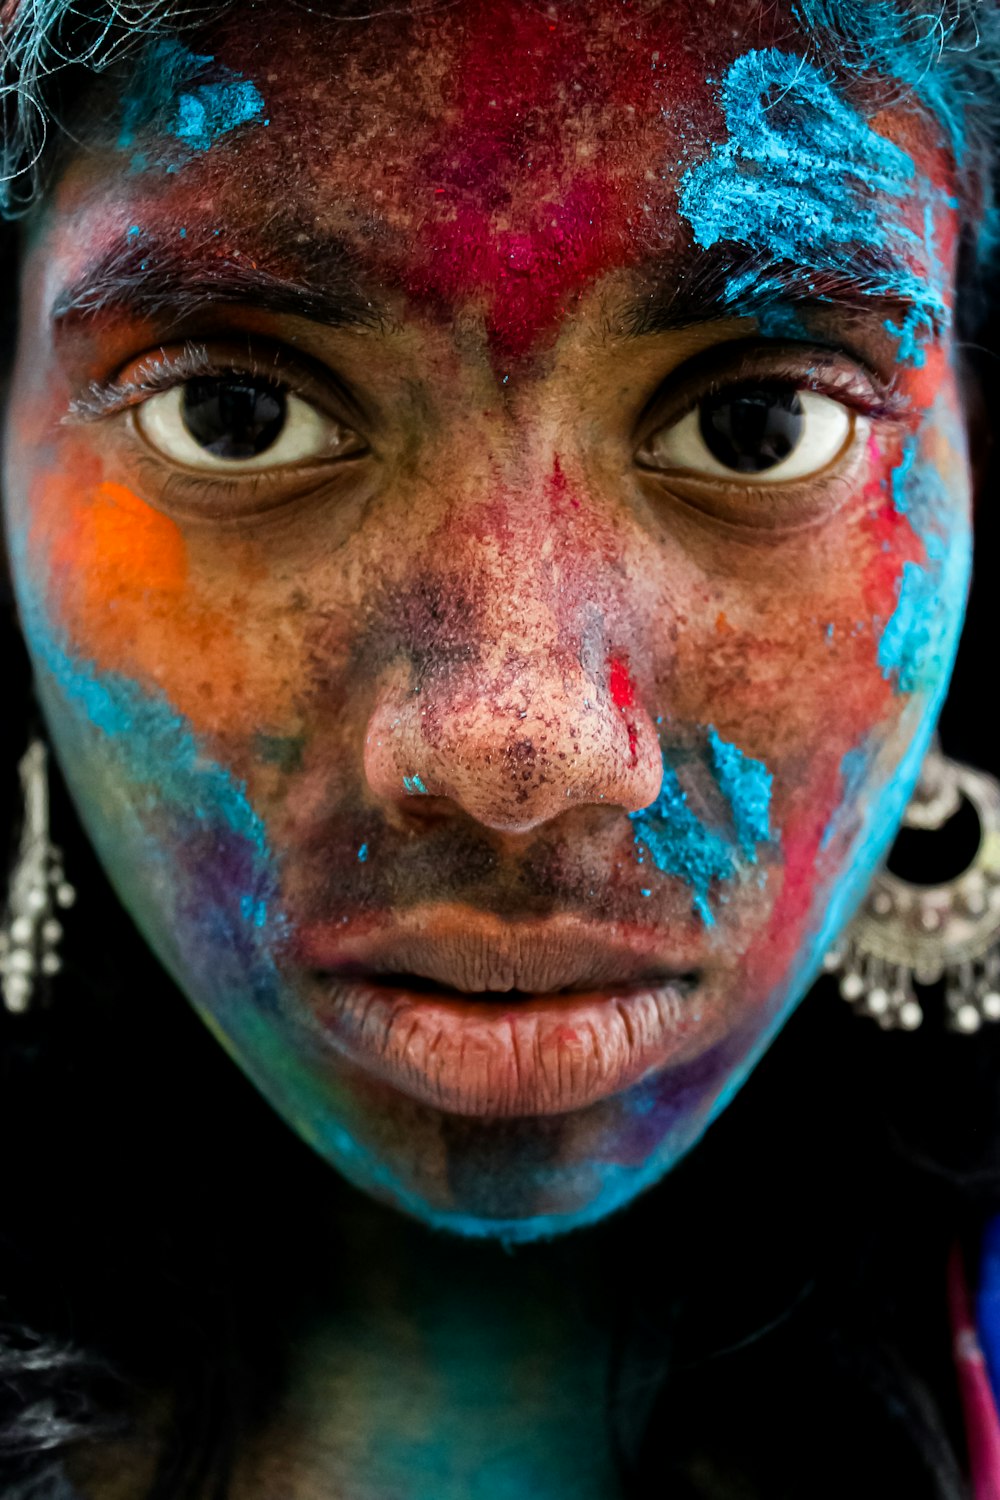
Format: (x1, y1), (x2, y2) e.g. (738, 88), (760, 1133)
(1, 0), (974, 1238)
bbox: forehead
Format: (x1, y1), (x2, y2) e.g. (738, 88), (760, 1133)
(41, 0), (959, 369)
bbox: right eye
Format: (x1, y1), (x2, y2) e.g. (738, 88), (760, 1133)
(638, 380), (855, 484)
(135, 374), (366, 471)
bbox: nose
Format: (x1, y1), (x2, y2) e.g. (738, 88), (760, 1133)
(364, 616), (663, 837)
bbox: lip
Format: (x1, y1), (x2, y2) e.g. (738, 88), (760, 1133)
(295, 907), (717, 1117)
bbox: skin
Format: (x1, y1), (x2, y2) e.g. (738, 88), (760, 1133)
(0, 0), (980, 1491)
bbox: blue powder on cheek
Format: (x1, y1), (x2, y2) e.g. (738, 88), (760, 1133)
(819, 742), (869, 850)
(630, 732), (775, 925)
(629, 768), (734, 926)
(21, 591), (280, 941)
(707, 727), (772, 856)
(890, 434), (917, 515)
(878, 559), (937, 692)
(878, 418), (972, 695)
(118, 38), (266, 164)
(678, 48), (948, 364)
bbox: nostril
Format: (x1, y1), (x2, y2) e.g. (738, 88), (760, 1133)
(364, 661), (663, 833)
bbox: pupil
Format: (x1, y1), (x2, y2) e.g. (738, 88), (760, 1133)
(181, 377), (286, 460)
(699, 383), (804, 473)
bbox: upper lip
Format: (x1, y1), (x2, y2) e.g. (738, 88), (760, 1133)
(296, 906), (702, 995)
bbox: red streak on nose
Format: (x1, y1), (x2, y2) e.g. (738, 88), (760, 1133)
(608, 655), (640, 764)
(608, 657), (636, 710)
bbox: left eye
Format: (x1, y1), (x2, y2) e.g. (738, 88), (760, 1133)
(638, 381), (855, 483)
(135, 375), (365, 471)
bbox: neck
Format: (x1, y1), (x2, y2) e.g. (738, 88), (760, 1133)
(233, 1186), (627, 1500)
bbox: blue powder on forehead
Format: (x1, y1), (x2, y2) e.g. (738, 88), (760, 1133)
(794, 0), (967, 160)
(678, 47), (949, 363)
(118, 37), (266, 163)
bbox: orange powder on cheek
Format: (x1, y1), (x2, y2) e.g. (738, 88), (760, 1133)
(30, 470), (262, 734)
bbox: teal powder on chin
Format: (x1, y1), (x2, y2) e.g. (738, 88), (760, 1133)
(677, 47), (950, 366)
(630, 731), (774, 925)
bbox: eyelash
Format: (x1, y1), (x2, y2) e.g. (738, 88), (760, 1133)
(657, 358), (908, 432)
(64, 337), (912, 525)
(65, 343), (306, 425)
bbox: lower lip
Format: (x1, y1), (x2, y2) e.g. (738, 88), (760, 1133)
(305, 976), (710, 1117)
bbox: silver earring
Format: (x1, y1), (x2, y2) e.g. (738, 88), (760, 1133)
(0, 740), (76, 1014)
(824, 740), (1000, 1033)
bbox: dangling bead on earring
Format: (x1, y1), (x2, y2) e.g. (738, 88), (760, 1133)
(824, 740), (1000, 1033)
(0, 740), (76, 1014)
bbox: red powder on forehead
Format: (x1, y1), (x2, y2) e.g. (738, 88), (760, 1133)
(399, 0), (713, 365)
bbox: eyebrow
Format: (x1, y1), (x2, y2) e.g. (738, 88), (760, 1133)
(51, 227), (947, 347)
(51, 232), (384, 336)
(617, 241), (948, 340)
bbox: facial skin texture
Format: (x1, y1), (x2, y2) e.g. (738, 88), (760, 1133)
(2, 0), (974, 1241)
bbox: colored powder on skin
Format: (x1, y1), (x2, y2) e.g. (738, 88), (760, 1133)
(891, 433), (918, 516)
(118, 38), (266, 166)
(879, 414), (971, 694)
(756, 303), (811, 340)
(608, 658), (639, 763)
(403, 774), (428, 795)
(630, 732), (774, 925)
(357, 843), (369, 863)
(678, 48), (949, 365)
(708, 727), (772, 857)
(819, 742), (869, 850)
(878, 559), (937, 692)
(608, 658), (636, 710)
(48, 663), (268, 855)
(793, 0), (968, 160)
(630, 767), (734, 926)
(18, 567), (280, 941)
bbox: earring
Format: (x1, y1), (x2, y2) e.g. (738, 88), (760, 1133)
(0, 740), (76, 1014)
(824, 740), (1000, 1033)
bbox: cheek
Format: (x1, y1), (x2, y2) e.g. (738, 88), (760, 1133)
(658, 392), (971, 999)
(16, 441), (306, 747)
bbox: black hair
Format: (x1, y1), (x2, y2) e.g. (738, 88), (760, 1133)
(3, 3), (1000, 1497)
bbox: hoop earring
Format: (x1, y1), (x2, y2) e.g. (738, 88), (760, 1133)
(824, 740), (1000, 1033)
(0, 740), (76, 1014)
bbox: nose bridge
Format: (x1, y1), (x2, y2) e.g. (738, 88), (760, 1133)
(362, 465), (664, 834)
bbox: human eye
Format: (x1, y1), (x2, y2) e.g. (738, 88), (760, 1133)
(66, 340), (368, 519)
(634, 344), (908, 531)
(644, 382), (853, 482)
(136, 371), (361, 472)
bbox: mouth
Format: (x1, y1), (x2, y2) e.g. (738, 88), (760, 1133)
(296, 907), (714, 1117)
